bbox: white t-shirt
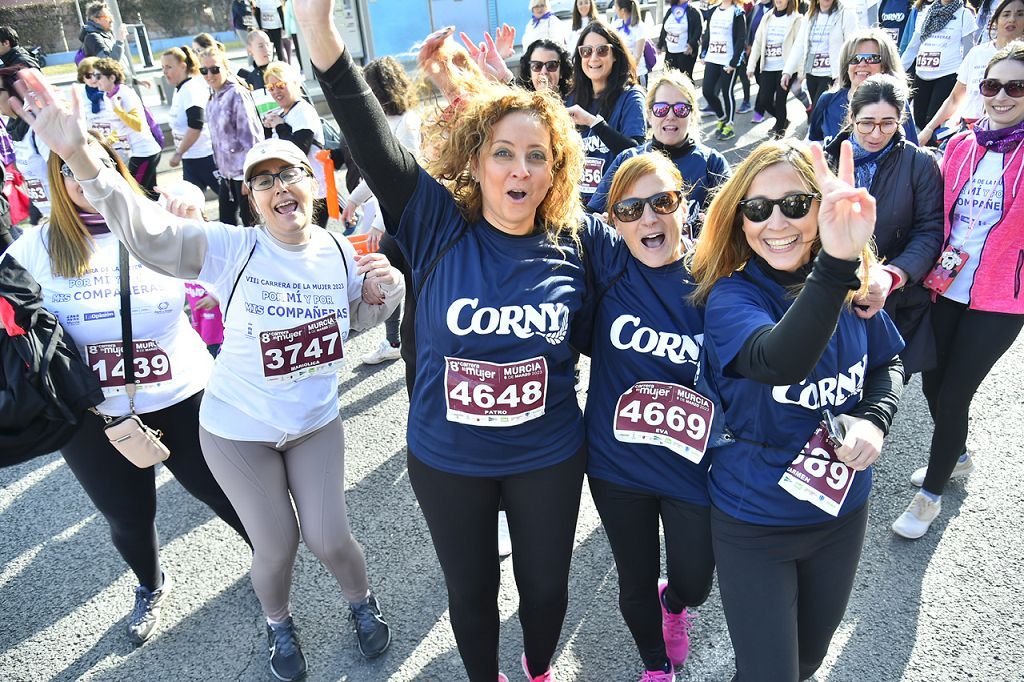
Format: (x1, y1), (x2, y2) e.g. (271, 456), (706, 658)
(706, 6), (737, 66)
(257, 0), (282, 29)
(196, 224), (364, 440)
(102, 85), (162, 159)
(913, 7), (976, 80)
(3, 227), (212, 416)
(522, 14), (568, 50)
(11, 129), (51, 218)
(169, 77), (214, 160)
(272, 99), (327, 199)
(807, 12), (839, 77)
(957, 40), (998, 121)
(764, 13), (795, 72)
(664, 6), (690, 54)
(945, 149), (1005, 303)
(617, 20), (649, 76)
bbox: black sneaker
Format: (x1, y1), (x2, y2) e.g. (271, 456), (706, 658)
(267, 617), (307, 681)
(127, 572), (172, 645)
(349, 593), (391, 659)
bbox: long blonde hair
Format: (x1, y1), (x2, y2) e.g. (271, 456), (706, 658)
(45, 133), (144, 279)
(689, 139), (873, 304)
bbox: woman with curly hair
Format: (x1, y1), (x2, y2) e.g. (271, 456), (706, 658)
(519, 38), (574, 101)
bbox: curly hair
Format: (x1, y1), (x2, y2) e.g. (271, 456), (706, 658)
(519, 39), (574, 100)
(365, 56), (416, 116)
(93, 57), (125, 84)
(424, 83), (584, 245)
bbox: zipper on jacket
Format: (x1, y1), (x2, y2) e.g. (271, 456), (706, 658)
(1015, 249), (1023, 299)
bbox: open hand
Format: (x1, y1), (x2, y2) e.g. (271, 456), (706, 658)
(810, 141), (875, 262)
(155, 186), (205, 220)
(194, 294), (219, 310)
(9, 69), (91, 166)
(495, 24), (516, 58)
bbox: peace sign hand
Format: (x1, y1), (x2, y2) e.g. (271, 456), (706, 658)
(810, 141), (875, 262)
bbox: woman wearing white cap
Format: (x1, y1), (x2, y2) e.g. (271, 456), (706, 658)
(523, 0), (569, 50)
(9, 69), (403, 681)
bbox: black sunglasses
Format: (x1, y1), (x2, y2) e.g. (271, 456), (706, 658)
(979, 78), (1024, 98)
(738, 193), (820, 222)
(198, 66), (222, 75)
(529, 59), (560, 73)
(651, 101), (692, 118)
(612, 191), (683, 222)
(848, 53), (882, 66)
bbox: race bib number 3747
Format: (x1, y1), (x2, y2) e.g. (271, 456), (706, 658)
(260, 314), (344, 383)
(444, 356), (548, 427)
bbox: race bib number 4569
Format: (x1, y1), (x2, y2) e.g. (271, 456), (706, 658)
(444, 356), (548, 427)
(613, 381), (714, 463)
(260, 314), (344, 384)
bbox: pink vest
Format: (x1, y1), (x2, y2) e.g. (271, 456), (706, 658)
(941, 131), (1024, 315)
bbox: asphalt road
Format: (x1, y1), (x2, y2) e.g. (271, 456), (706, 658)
(3, 74), (1024, 682)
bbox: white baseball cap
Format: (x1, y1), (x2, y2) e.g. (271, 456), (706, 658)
(242, 138), (311, 182)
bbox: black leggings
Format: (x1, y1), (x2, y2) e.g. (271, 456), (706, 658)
(805, 74), (833, 110)
(589, 478), (714, 671)
(756, 70), (790, 133)
(665, 51), (697, 80)
(913, 72), (959, 132)
(703, 62), (738, 126)
(712, 503), (868, 682)
(920, 296), (1024, 494)
(128, 152), (161, 199)
(59, 391), (249, 590)
(407, 447), (586, 682)
(218, 177), (256, 226)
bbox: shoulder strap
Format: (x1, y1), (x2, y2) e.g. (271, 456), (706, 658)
(415, 225), (469, 301)
(222, 240), (258, 323)
(328, 230), (350, 282)
(118, 244), (137, 408)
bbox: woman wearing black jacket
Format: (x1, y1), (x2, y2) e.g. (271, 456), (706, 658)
(658, 0), (704, 79)
(823, 74), (944, 375)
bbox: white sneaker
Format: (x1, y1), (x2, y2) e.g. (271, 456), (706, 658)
(497, 511), (512, 557)
(910, 453), (975, 487)
(892, 492), (942, 539)
(361, 340), (401, 365)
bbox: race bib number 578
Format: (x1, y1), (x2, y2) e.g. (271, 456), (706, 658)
(445, 356), (548, 427)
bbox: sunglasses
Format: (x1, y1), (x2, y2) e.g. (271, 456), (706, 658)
(198, 66), (222, 75)
(739, 193), (819, 222)
(612, 191), (683, 222)
(83, 72), (100, 79)
(578, 44), (612, 59)
(854, 119), (899, 134)
(979, 78), (1024, 97)
(651, 101), (692, 118)
(60, 155), (116, 178)
(848, 53), (883, 66)
(529, 60), (560, 73)
(266, 81), (290, 91)
(247, 165), (311, 192)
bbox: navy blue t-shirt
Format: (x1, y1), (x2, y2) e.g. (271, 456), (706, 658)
(584, 230), (710, 505)
(570, 86), (647, 199)
(879, 0), (913, 48)
(703, 259), (904, 525)
(394, 168), (600, 476)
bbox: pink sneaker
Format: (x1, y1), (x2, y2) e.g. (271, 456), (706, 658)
(658, 579), (692, 666)
(639, 667), (676, 681)
(499, 674), (510, 682)
(521, 653), (555, 681)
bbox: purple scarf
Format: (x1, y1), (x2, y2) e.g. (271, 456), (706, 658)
(77, 210), (110, 236)
(532, 11), (553, 27)
(974, 117), (1024, 153)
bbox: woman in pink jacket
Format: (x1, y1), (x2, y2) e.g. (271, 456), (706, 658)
(893, 41), (1024, 539)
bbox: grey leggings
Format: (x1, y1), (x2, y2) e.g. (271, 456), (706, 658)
(199, 416), (370, 621)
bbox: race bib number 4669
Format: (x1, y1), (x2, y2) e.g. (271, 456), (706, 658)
(260, 314), (344, 384)
(444, 356), (548, 427)
(613, 381), (714, 463)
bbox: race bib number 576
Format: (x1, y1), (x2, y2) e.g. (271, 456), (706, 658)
(445, 356), (548, 427)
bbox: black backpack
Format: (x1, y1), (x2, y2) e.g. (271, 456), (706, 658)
(0, 254), (103, 467)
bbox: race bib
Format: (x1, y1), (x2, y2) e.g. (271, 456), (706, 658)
(917, 51), (941, 69)
(444, 356), (548, 427)
(86, 339), (173, 396)
(25, 177), (46, 203)
(884, 27), (899, 44)
(708, 40), (727, 55)
(766, 42), (783, 59)
(613, 381), (714, 463)
(812, 53), (830, 70)
(581, 157), (605, 195)
(667, 33), (680, 45)
(260, 314), (344, 384)
(778, 425), (855, 516)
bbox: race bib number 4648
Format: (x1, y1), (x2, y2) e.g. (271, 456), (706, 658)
(613, 381), (714, 463)
(445, 356), (548, 427)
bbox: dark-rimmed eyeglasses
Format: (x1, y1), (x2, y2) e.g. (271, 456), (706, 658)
(651, 101), (692, 118)
(738, 193), (819, 222)
(529, 60), (560, 73)
(848, 53), (882, 66)
(578, 44), (612, 59)
(60, 155), (116, 178)
(612, 191), (683, 222)
(979, 78), (1024, 98)
(247, 166), (311, 192)
(854, 119), (899, 135)
(198, 66), (222, 76)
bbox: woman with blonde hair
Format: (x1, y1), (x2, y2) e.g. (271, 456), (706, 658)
(2, 132), (248, 647)
(585, 152), (714, 682)
(690, 139), (905, 679)
(162, 45), (218, 196)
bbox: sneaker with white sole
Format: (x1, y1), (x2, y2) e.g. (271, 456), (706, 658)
(361, 340), (401, 365)
(499, 674), (510, 682)
(350, 593), (391, 658)
(498, 511), (513, 557)
(892, 492), (942, 539)
(127, 572), (172, 645)
(737, 101), (752, 114)
(267, 616), (307, 681)
(522, 653), (555, 681)
(910, 453), (975, 487)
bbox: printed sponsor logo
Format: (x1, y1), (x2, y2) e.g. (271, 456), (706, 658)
(609, 314), (702, 366)
(772, 355), (867, 409)
(65, 314), (81, 325)
(84, 311), (116, 321)
(51, 293), (71, 303)
(445, 298), (569, 345)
